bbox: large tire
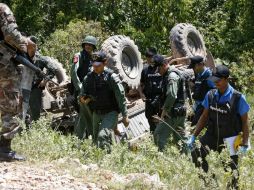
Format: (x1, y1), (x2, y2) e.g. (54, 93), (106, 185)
(43, 56), (68, 84)
(170, 23), (206, 59)
(101, 35), (142, 89)
(205, 50), (215, 72)
(41, 57), (69, 110)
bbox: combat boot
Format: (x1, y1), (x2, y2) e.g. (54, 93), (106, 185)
(0, 138), (25, 161)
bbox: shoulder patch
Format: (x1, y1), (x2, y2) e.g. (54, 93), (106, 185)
(73, 55), (79, 64)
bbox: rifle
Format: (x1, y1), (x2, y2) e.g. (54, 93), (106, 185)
(0, 40), (59, 86)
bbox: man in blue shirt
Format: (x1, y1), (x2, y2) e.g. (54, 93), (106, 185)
(188, 56), (215, 126)
(187, 65), (250, 189)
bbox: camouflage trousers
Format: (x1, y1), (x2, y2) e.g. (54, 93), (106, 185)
(0, 63), (22, 140)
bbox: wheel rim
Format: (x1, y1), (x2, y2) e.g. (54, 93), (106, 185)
(121, 45), (139, 79)
(187, 32), (203, 56)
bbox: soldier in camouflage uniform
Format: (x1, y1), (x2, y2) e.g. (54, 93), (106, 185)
(80, 51), (129, 153)
(70, 36), (96, 139)
(28, 36), (59, 121)
(153, 55), (187, 151)
(0, 3), (36, 161)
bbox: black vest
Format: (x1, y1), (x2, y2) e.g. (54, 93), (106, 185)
(193, 69), (212, 101)
(77, 50), (91, 82)
(167, 69), (186, 104)
(207, 89), (242, 138)
(86, 71), (119, 113)
(143, 65), (163, 98)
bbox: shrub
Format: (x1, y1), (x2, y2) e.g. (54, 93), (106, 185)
(41, 20), (109, 74)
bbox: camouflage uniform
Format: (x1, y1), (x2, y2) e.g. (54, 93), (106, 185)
(0, 3), (32, 161)
(29, 52), (58, 121)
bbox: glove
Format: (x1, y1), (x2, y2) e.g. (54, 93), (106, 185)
(237, 145), (248, 155)
(186, 135), (196, 150)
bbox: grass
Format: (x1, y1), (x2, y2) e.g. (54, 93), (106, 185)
(12, 95), (254, 189)
(13, 119), (254, 189)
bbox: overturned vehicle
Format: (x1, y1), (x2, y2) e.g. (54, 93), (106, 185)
(40, 23), (215, 146)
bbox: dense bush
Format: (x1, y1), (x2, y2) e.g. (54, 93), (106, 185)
(40, 20), (109, 73)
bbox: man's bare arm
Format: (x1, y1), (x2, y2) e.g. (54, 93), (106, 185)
(193, 108), (209, 137)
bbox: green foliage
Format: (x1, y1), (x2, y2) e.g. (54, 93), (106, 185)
(40, 20), (109, 73)
(13, 117), (84, 161)
(13, 116), (254, 189)
(222, 50), (254, 94)
(4, 0), (254, 65)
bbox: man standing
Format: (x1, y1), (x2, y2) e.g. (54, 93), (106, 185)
(153, 55), (187, 151)
(80, 51), (129, 152)
(0, 3), (36, 161)
(187, 65), (250, 188)
(29, 36), (59, 121)
(188, 56), (214, 126)
(139, 47), (163, 133)
(70, 35), (97, 139)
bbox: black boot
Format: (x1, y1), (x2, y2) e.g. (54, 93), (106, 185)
(0, 138), (25, 161)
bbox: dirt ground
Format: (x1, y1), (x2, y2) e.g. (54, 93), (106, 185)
(0, 159), (165, 190)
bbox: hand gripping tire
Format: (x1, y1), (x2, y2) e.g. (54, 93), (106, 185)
(170, 23), (207, 59)
(101, 35), (143, 89)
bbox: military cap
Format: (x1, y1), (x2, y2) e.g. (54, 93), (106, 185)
(92, 51), (107, 66)
(145, 47), (157, 57)
(29, 36), (38, 44)
(153, 54), (165, 66)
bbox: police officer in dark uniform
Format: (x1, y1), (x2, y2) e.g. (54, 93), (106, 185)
(80, 51), (129, 152)
(139, 47), (163, 133)
(187, 65), (250, 188)
(188, 56), (215, 126)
